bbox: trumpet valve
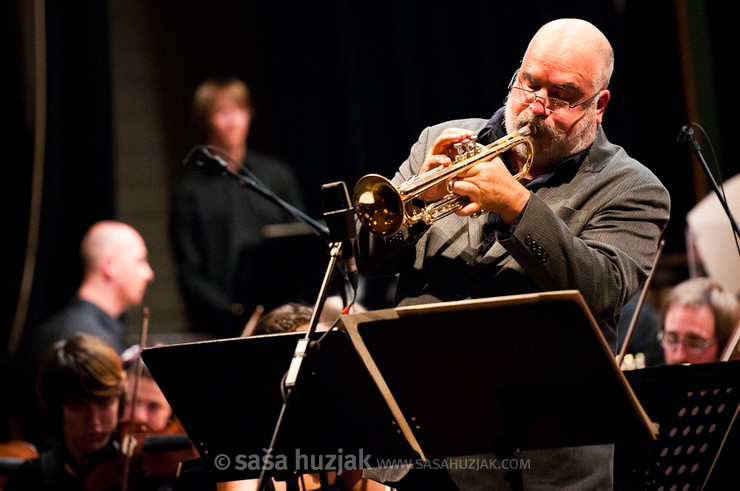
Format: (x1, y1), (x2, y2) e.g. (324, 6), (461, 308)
(453, 137), (479, 162)
(453, 142), (464, 160)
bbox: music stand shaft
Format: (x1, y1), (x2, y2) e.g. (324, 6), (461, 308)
(256, 241), (344, 490)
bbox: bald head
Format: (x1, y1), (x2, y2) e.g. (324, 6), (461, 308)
(504, 18), (614, 170)
(80, 221), (144, 274)
(525, 19), (614, 91)
(78, 221), (154, 316)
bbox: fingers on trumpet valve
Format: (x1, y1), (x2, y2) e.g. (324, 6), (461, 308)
(452, 137), (478, 159)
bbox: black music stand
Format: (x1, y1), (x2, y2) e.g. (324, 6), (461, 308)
(615, 361), (740, 490)
(141, 328), (416, 484)
(142, 290), (656, 484)
(340, 290), (656, 459)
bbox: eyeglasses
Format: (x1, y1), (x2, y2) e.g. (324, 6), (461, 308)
(658, 331), (717, 354)
(508, 70), (601, 114)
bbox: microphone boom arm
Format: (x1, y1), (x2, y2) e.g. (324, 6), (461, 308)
(678, 125), (740, 241)
(185, 145), (329, 239)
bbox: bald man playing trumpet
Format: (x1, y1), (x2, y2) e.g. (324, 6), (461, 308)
(357, 19), (670, 489)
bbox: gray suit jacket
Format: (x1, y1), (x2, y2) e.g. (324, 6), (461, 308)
(359, 117), (670, 349)
(358, 117), (670, 489)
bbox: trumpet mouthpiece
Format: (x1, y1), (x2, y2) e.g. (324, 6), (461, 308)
(519, 122), (536, 137)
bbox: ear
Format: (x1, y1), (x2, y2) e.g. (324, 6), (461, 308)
(99, 254), (118, 280)
(595, 90), (610, 125)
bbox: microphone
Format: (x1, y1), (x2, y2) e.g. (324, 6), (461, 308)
(676, 124), (693, 144)
(184, 145), (227, 169)
(676, 124), (700, 152)
(321, 181), (359, 291)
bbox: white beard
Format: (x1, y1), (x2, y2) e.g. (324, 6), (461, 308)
(503, 95), (597, 170)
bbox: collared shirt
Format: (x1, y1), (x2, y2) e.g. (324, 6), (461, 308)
(479, 108), (589, 250)
(36, 297), (125, 353)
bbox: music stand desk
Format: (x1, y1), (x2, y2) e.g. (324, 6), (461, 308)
(143, 290), (656, 482)
(616, 361), (740, 490)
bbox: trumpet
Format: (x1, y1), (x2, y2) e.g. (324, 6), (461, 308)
(353, 123), (536, 236)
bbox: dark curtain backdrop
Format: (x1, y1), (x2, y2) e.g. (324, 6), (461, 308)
(3, 1), (736, 439)
(7, 0), (115, 343)
(145, 0), (696, 233)
(3, 0), (115, 441)
(142, 0), (697, 326)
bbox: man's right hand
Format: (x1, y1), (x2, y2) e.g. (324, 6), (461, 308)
(418, 128), (476, 202)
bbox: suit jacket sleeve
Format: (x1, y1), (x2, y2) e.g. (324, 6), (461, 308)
(356, 119), (486, 276)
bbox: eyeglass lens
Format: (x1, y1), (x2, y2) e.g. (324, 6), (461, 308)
(660, 332), (715, 352)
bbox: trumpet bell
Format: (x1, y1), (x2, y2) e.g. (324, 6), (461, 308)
(353, 174), (405, 236)
(352, 123), (535, 236)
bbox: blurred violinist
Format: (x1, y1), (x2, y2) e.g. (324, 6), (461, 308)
(6, 333), (126, 490)
(114, 347), (203, 490)
(120, 346), (174, 432)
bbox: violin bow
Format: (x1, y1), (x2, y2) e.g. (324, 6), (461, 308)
(241, 305), (264, 337)
(617, 239), (665, 368)
(720, 322), (740, 361)
(122, 307), (150, 490)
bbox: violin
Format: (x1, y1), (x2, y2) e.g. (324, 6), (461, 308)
(83, 417), (199, 490)
(83, 308), (200, 490)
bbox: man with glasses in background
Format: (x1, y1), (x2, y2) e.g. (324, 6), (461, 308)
(660, 277), (740, 365)
(358, 18), (670, 490)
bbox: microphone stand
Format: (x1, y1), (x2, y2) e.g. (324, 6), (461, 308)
(184, 145), (330, 240)
(185, 146), (357, 489)
(185, 145), (356, 304)
(256, 239), (347, 490)
(678, 125), (740, 242)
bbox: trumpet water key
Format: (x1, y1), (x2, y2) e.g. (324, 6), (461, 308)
(353, 123), (536, 236)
